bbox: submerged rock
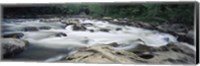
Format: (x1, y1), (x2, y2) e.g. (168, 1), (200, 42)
(116, 28), (122, 31)
(55, 32), (67, 37)
(89, 29), (95, 32)
(39, 26), (51, 30)
(23, 26), (38, 32)
(2, 32), (24, 38)
(99, 28), (110, 32)
(2, 38), (28, 58)
(81, 23), (93, 27)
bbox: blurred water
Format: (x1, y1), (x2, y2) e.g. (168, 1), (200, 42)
(2, 18), (178, 61)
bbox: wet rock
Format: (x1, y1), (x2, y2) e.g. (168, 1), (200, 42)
(62, 18), (80, 26)
(2, 32), (24, 38)
(155, 23), (194, 45)
(116, 28), (122, 31)
(108, 42), (119, 47)
(139, 54), (154, 59)
(186, 30), (194, 41)
(55, 32), (67, 37)
(39, 26), (51, 30)
(99, 28), (110, 32)
(89, 29), (94, 32)
(185, 30), (194, 45)
(81, 23), (93, 27)
(73, 25), (87, 31)
(137, 22), (154, 29)
(23, 26), (38, 32)
(2, 38), (27, 58)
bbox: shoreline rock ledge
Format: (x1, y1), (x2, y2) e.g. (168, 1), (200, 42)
(60, 43), (195, 64)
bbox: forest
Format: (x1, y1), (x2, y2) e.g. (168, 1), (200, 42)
(3, 3), (195, 26)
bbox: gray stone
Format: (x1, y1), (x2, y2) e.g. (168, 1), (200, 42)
(23, 26), (38, 32)
(2, 38), (27, 58)
(2, 32), (24, 38)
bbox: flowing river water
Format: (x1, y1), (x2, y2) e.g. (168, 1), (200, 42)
(2, 18), (180, 62)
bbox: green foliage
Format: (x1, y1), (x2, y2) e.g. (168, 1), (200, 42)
(4, 3), (195, 26)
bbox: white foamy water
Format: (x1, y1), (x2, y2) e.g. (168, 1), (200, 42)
(3, 18), (178, 50)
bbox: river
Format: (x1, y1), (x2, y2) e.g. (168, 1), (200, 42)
(2, 18), (178, 62)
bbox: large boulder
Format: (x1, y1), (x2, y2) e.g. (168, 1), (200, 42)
(2, 38), (28, 58)
(62, 44), (145, 63)
(61, 42), (195, 64)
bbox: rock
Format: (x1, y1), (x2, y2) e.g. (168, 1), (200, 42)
(113, 19), (118, 22)
(23, 26), (38, 32)
(39, 26), (51, 30)
(40, 18), (61, 22)
(156, 24), (188, 33)
(136, 22), (154, 29)
(61, 43), (195, 64)
(2, 38), (27, 58)
(170, 24), (188, 32)
(118, 42), (195, 64)
(63, 44), (144, 63)
(55, 32), (67, 37)
(62, 18), (80, 26)
(108, 42), (119, 47)
(166, 42), (195, 57)
(2, 32), (24, 38)
(116, 28), (122, 31)
(102, 17), (112, 20)
(73, 25), (87, 31)
(89, 29), (94, 32)
(99, 28), (110, 32)
(127, 44), (154, 53)
(81, 23), (93, 27)
(155, 23), (194, 44)
(186, 30), (194, 39)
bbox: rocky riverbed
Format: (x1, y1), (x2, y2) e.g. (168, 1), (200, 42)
(1, 17), (196, 64)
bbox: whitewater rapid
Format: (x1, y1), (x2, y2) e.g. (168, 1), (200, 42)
(3, 18), (178, 50)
